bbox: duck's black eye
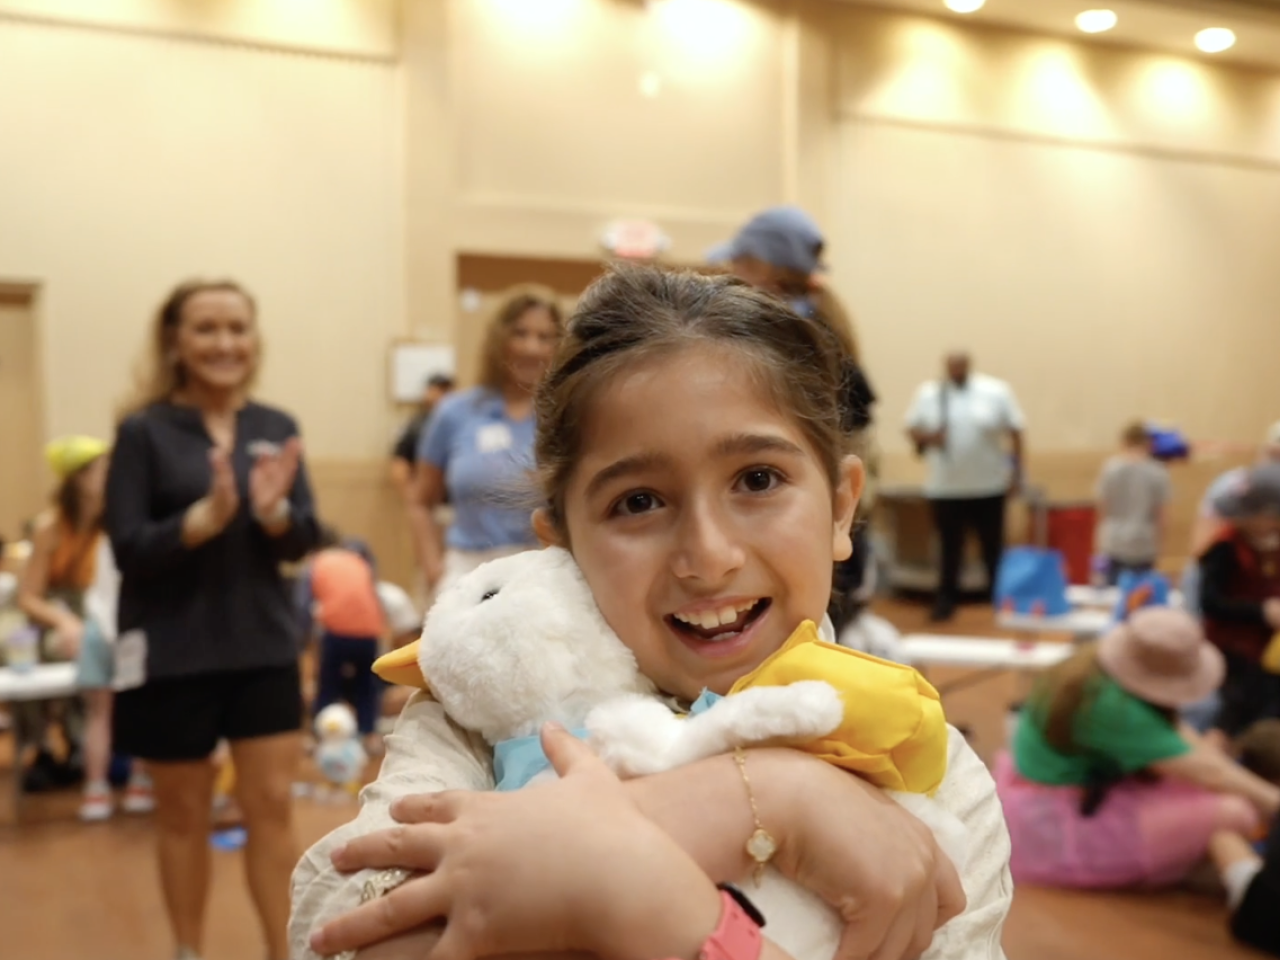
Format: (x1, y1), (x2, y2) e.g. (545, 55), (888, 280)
(480, 589), (500, 602)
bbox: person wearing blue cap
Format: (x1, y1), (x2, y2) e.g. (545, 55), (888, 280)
(709, 206), (877, 633)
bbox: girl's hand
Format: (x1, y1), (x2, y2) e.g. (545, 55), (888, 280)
(309, 725), (723, 960)
(249, 437), (301, 523)
(765, 753), (966, 960)
(50, 616), (84, 660)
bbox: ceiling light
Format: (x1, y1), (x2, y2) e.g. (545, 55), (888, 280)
(1195, 27), (1236, 53)
(944, 0), (985, 13)
(1075, 10), (1117, 34)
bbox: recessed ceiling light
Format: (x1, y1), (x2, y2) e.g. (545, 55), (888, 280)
(1195, 27), (1236, 53)
(944, 0), (985, 13)
(1075, 9), (1117, 34)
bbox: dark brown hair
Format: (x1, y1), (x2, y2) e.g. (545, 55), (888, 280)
(534, 265), (848, 535)
(119, 279), (258, 419)
(478, 286), (564, 392)
(1030, 643), (1177, 754)
(1121, 421), (1150, 449)
(1239, 719), (1280, 784)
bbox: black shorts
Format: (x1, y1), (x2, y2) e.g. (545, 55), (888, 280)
(113, 663), (303, 762)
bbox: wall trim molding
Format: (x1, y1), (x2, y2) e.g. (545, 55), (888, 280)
(838, 107), (1280, 174)
(0, 9), (398, 64)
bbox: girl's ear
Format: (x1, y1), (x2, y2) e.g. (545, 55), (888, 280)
(532, 508), (565, 548)
(831, 455), (865, 563)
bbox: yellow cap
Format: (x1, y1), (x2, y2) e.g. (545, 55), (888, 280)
(45, 435), (108, 481)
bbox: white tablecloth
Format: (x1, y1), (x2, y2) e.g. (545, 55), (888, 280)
(0, 663), (79, 702)
(901, 634), (1073, 671)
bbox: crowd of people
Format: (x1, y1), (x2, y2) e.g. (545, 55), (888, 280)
(1, 203), (1277, 960)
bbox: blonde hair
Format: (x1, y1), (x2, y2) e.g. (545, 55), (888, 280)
(118, 279), (258, 419)
(477, 286), (564, 392)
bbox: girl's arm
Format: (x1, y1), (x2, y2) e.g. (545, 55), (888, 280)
(16, 515), (80, 634)
(1152, 745), (1280, 818)
(301, 726), (1000, 960)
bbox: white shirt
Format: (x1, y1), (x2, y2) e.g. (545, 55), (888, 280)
(906, 373), (1025, 499)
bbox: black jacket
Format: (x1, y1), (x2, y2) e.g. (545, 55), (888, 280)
(105, 401), (321, 681)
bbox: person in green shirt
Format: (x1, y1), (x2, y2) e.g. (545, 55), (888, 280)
(995, 607), (1280, 888)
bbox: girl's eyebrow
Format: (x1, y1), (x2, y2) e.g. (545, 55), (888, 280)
(584, 433), (805, 500)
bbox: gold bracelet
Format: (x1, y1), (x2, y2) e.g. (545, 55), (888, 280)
(733, 746), (778, 887)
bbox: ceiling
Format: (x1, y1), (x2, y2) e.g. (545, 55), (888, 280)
(836, 0), (1280, 71)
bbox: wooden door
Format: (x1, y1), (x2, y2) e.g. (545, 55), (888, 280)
(0, 284), (45, 544)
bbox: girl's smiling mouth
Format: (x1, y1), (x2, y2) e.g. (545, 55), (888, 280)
(665, 598), (772, 657)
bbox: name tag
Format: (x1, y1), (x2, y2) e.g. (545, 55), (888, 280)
(476, 423), (514, 454)
(112, 629), (148, 692)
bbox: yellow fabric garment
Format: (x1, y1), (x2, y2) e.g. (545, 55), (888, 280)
(728, 620), (948, 795)
(1263, 633), (1280, 675)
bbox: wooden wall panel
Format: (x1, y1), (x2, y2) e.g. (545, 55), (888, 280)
(308, 459), (417, 590)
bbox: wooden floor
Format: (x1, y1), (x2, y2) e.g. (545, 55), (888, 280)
(0, 600), (1261, 960)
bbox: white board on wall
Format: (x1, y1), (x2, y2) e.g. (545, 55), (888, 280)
(389, 342), (455, 403)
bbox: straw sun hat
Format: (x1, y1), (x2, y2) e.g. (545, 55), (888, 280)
(1096, 607), (1224, 709)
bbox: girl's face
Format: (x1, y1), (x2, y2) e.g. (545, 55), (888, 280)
(545, 345), (861, 701)
(504, 305), (559, 392)
(173, 289), (258, 394)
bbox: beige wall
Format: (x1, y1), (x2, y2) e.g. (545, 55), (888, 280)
(0, 2), (404, 459)
(403, 0), (797, 341)
(817, 4), (1280, 454)
(5, 0), (1280, 577)
(0, 0), (398, 59)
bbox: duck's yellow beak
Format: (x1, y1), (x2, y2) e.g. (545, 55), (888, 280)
(372, 641), (430, 690)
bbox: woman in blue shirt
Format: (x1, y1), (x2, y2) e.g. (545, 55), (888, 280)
(411, 286), (562, 593)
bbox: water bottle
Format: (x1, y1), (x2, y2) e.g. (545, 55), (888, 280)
(5, 624), (39, 673)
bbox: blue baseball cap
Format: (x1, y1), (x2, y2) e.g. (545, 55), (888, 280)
(706, 206), (826, 275)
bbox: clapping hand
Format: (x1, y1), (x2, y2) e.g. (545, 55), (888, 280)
(249, 437), (301, 525)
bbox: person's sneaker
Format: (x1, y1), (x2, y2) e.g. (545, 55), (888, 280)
(78, 782), (114, 822)
(121, 773), (155, 814)
(174, 947), (203, 960)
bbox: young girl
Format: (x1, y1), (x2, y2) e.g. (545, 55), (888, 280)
(16, 435), (151, 820)
(997, 607), (1276, 889)
(292, 267), (1010, 960)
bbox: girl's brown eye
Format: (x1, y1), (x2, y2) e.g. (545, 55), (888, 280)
(615, 492), (660, 516)
(740, 469), (779, 493)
